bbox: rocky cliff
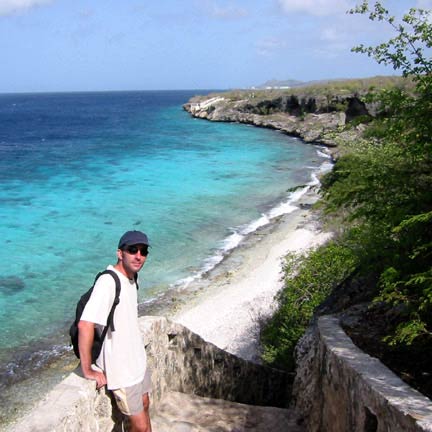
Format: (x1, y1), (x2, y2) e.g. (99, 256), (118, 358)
(183, 91), (379, 154)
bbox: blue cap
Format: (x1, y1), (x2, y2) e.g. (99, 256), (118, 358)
(118, 230), (150, 249)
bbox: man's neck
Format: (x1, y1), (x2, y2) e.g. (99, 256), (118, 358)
(114, 263), (135, 280)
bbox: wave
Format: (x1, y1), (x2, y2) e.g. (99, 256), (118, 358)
(173, 148), (333, 290)
(0, 340), (70, 395)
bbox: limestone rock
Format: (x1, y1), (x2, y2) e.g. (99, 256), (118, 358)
(183, 92), (376, 153)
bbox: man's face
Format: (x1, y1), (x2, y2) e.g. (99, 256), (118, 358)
(117, 243), (148, 277)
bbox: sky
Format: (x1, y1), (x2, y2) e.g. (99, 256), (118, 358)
(0, 0), (430, 92)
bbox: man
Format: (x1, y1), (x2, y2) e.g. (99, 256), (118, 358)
(78, 230), (152, 432)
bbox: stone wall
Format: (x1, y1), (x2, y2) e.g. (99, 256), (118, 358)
(293, 315), (432, 432)
(141, 316), (290, 409)
(6, 316), (290, 432)
(8, 315), (432, 431)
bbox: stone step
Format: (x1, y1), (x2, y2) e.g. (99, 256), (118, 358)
(152, 391), (305, 432)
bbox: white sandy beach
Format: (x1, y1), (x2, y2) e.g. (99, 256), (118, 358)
(171, 195), (332, 363)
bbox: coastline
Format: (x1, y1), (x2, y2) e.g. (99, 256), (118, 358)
(181, 86), (381, 163)
(167, 186), (332, 362)
(168, 91), (338, 360)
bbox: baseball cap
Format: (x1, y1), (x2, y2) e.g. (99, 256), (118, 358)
(118, 230), (150, 249)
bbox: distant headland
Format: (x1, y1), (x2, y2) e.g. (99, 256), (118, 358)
(183, 75), (409, 158)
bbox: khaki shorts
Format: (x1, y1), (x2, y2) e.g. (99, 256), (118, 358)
(112, 369), (152, 416)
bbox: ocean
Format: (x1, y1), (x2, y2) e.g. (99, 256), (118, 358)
(0, 90), (329, 422)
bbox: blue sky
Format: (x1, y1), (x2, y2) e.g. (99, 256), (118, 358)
(0, 0), (430, 92)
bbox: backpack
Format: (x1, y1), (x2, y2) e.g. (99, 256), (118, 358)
(69, 269), (121, 362)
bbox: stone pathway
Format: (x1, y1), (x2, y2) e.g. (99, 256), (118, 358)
(152, 391), (305, 432)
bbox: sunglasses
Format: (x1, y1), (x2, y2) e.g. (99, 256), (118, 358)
(124, 245), (149, 256)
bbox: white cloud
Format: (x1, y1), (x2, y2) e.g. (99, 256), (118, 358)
(320, 27), (350, 47)
(321, 27), (339, 42)
(256, 37), (287, 56)
(77, 8), (95, 20)
(277, 0), (354, 17)
(416, 0), (432, 8)
(0, 0), (53, 16)
(199, 0), (248, 20)
(209, 4), (248, 20)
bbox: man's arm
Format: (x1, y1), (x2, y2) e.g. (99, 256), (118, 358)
(77, 320), (107, 389)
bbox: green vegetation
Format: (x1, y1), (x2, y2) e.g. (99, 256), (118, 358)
(209, 75), (411, 102)
(261, 244), (358, 369)
(261, 1), (432, 390)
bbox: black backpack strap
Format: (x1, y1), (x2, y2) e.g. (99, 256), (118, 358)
(95, 270), (121, 338)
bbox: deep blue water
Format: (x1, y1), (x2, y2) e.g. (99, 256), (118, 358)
(0, 90), (327, 388)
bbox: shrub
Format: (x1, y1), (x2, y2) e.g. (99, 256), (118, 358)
(261, 242), (357, 370)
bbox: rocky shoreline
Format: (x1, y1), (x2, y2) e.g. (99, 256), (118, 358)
(182, 88), (432, 403)
(182, 90), (377, 158)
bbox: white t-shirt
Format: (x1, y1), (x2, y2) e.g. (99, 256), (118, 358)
(81, 265), (146, 390)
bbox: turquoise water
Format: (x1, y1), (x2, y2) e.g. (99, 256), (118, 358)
(0, 91), (326, 388)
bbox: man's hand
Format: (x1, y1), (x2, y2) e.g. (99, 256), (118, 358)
(83, 368), (107, 390)
(77, 320), (107, 390)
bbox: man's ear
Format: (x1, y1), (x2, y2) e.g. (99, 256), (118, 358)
(117, 249), (123, 261)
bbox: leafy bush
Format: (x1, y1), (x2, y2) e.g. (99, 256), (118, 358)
(261, 243), (357, 370)
(344, 2), (432, 345)
(362, 119), (389, 139)
(261, 1), (432, 372)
